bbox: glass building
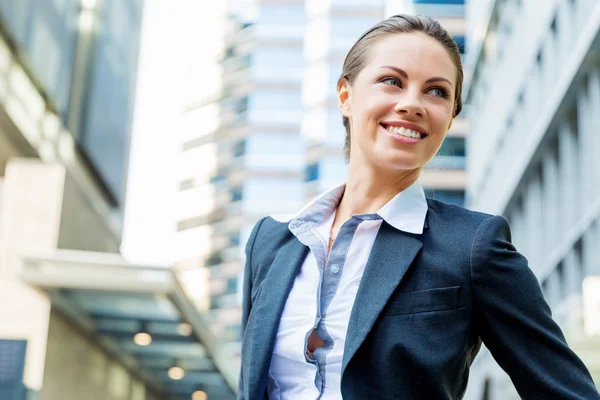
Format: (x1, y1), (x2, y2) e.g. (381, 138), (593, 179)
(0, 1), (227, 399)
(174, 0), (307, 376)
(463, 0), (600, 398)
(0, 0), (142, 208)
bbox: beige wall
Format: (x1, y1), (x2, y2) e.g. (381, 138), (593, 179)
(57, 167), (121, 253)
(0, 161), (65, 390)
(41, 310), (157, 400)
(0, 160), (157, 399)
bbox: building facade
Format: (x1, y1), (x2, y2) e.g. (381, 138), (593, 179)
(174, 0), (307, 374)
(301, 0), (387, 198)
(0, 0), (163, 398)
(463, 0), (600, 398)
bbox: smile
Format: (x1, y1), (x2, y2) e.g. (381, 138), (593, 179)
(381, 124), (427, 139)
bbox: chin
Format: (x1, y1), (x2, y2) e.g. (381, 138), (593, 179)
(377, 156), (422, 172)
(380, 150), (422, 169)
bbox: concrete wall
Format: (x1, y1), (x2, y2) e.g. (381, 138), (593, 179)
(57, 166), (121, 253)
(464, 0), (600, 398)
(0, 160), (158, 399)
(41, 310), (154, 400)
(0, 160), (64, 391)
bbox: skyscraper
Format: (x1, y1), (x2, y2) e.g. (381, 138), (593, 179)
(174, 0), (308, 372)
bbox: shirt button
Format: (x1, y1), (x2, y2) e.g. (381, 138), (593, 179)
(330, 265), (340, 274)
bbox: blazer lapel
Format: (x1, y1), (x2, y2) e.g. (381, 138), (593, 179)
(246, 236), (309, 400)
(341, 222), (423, 375)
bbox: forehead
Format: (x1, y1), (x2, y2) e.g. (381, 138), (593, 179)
(363, 32), (457, 84)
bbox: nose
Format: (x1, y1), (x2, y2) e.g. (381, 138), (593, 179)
(393, 90), (425, 118)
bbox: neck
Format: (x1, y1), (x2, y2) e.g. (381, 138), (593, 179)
(336, 156), (420, 224)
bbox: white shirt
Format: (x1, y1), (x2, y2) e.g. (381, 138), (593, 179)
(267, 181), (428, 399)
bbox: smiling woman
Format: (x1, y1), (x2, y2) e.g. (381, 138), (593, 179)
(237, 14), (600, 400)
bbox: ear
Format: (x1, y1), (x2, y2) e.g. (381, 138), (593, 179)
(337, 77), (352, 118)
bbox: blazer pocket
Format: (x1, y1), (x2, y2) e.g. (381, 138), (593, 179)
(383, 286), (461, 316)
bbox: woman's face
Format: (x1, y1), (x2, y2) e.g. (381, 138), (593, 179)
(338, 32), (457, 172)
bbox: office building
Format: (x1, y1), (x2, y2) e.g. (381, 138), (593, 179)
(463, 0), (600, 397)
(174, 0), (307, 377)
(0, 1), (235, 399)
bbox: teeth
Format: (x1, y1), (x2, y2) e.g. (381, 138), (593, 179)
(385, 125), (422, 139)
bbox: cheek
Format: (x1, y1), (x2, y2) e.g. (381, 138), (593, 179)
(429, 106), (454, 132)
(357, 93), (391, 118)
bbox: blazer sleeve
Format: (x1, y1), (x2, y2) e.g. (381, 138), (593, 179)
(237, 217), (267, 400)
(471, 215), (600, 399)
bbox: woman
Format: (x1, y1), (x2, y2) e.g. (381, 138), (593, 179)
(238, 14), (600, 399)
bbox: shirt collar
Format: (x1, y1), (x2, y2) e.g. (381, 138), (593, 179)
(283, 181), (428, 236)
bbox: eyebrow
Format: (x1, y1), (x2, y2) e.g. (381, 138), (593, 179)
(379, 65), (454, 87)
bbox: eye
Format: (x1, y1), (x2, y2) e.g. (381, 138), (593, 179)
(427, 87), (450, 99)
(379, 77), (402, 87)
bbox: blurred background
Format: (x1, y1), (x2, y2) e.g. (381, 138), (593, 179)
(0, 0), (598, 399)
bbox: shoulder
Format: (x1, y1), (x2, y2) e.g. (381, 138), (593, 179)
(246, 216), (295, 262)
(425, 199), (512, 247)
(425, 198), (500, 230)
(252, 216), (293, 243)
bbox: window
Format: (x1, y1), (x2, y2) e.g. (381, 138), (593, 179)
(258, 5), (305, 25)
(205, 253), (223, 267)
(227, 277), (238, 294)
(242, 177), (304, 214)
(424, 189), (465, 206)
(247, 89), (303, 125)
(428, 137), (466, 169)
(232, 187), (243, 202)
(210, 174), (226, 184)
(438, 137), (466, 157)
(249, 90), (301, 111)
(306, 163), (319, 182)
(236, 97), (248, 114)
(0, 340), (27, 400)
(453, 35), (466, 54)
(229, 233), (240, 247)
(414, 0), (464, 3)
(251, 48), (304, 70)
(244, 133), (304, 170)
(319, 156), (348, 185)
(179, 178), (195, 191)
(330, 16), (382, 52)
(233, 140), (246, 158)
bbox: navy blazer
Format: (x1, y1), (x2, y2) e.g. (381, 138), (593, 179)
(238, 199), (600, 399)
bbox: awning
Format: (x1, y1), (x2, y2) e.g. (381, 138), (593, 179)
(21, 249), (236, 400)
